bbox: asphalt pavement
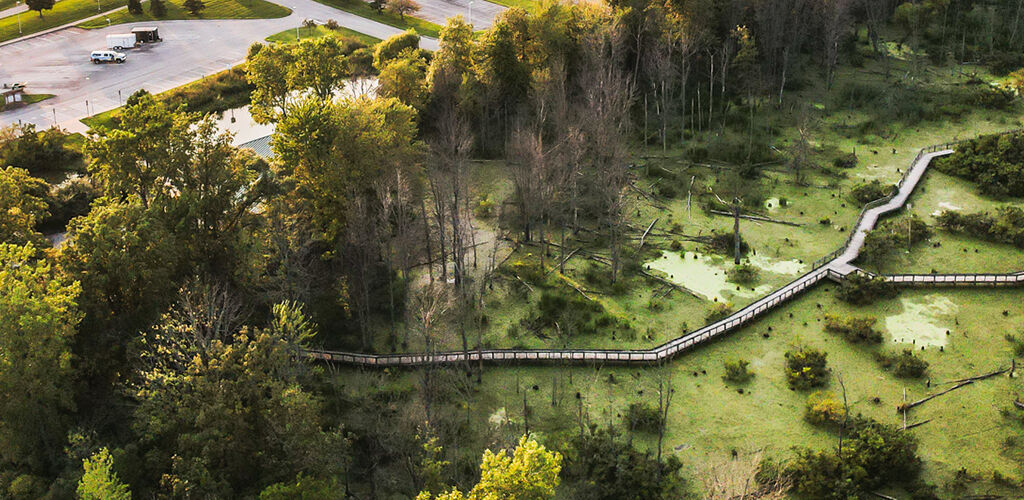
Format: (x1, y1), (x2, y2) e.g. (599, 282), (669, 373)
(0, 0), (504, 132)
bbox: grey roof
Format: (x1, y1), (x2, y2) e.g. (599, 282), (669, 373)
(238, 134), (274, 159)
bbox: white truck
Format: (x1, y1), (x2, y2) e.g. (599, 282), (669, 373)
(106, 34), (138, 50)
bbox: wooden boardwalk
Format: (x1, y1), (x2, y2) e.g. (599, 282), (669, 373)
(307, 132), (1024, 367)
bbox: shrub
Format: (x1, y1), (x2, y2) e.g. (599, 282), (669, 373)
(933, 131), (1024, 197)
(324, 19), (340, 30)
(704, 232), (749, 256)
(149, 0), (167, 16)
(878, 349), (929, 378)
(474, 195), (495, 218)
(562, 427), (687, 499)
(784, 347), (829, 390)
(788, 418), (922, 498)
(723, 359), (753, 383)
(849, 179), (894, 203)
(832, 152), (858, 169)
(0, 124), (82, 176)
(1005, 333), (1024, 356)
(936, 207), (1024, 248)
(824, 314), (883, 343)
(40, 175), (100, 231)
(804, 391), (847, 427)
(623, 402), (663, 433)
(836, 272), (897, 305)
(705, 303), (733, 323)
(861, 215), (931, 263)
(727, 263), (759, 285)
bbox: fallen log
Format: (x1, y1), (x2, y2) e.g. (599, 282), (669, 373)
(903, 418), (932, 430)
(638, 269), (702, 299)
(544, 247), (581, 277)
(708, 210), (803, 227)
(898, 365), (1010, 413)
(1013, 400), (1024, 410)
(639, 218), (659, 249)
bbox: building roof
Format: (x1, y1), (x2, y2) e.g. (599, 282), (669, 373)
(238, 134), (274, 159)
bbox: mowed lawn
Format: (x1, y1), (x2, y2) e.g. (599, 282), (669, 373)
(0, 0), (122, 42)
(311, 0), (440, 38)
(79, 0), (290, 28)
(266, 23), (380, 44)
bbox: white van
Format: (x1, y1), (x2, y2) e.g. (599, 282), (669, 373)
(90, 51), (127, 64)
(106, 34), (138, 50)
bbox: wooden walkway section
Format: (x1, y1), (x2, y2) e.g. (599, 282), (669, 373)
(307, 131), (1024, 367)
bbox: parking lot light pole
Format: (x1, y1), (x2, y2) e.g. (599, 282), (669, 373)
(468, 1), (473, 27)
(16, 1), (21, 34)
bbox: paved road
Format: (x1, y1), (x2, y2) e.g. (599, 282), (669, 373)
(0, 0), (504, 131)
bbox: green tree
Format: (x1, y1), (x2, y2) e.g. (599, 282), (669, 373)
(416, 436), (562, 500)
(0, 166), (49, 246)
(246, 43), (297, 123)
(77, 448), (131, 500)
(374, 29), (421, 69)
(87, 90), (271, 269)
(273, 96), (420, 240)
(378, 53), (429, 111)
(385, 0), (419, 20)
(127, 0), (143, 15)
(0, 243), (82, 473)
(183, 0), (205, 16)
(57, 199), (182, 392)
(149, 0), (167, 17)
(291, 37), (349, 100)
(25, 0), (54, 17)
(133, 302), (346, 498)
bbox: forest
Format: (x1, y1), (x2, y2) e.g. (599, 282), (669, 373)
(4, 0), (1024, 498)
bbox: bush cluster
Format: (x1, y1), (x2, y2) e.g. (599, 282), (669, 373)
(861, 215), (931, 263)
(787, 418), (925, 499)
(933, 131), (1024, 197)
(784, 347), (829, 390)
(726, 263), (759, 285)
(804, 391), (847, 427)
(876, 349), (929, 378)
(823, 314), (883, 343)
(849, 179), (894, 204)
(0, 124), (82, 177)
(936, 207), (1024, 248)
(722, 359), (753, 383)
(623, 402), (663, 433)
(835, 272), (898, 305)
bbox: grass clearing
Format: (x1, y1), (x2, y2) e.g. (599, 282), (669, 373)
(482, 0), (537, 11)
(0, 0), (121, 42)
(81, 64), (250, 130)
(77, 0), (289, 29)
(265, 23), (381, 45)
(310, 0), (441, 38)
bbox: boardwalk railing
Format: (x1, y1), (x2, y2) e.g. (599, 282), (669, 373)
(308, 130), (1024, 368)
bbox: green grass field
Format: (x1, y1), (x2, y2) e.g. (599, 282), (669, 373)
(265, 23), (381, 45)
(311, 0), (441, 38)
(0, 0), (122, 42)
(482, 0), (536, 11)
(77, 0), (289, 29)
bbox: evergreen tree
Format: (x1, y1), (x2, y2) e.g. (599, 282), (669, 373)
(127, 0), (143, 15)
(149, 0), (167, 17)
(77, 448), (131, 500)
(182, 0), (204, 16)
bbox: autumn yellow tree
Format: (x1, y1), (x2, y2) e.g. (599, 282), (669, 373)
(416, 436), (562, 500)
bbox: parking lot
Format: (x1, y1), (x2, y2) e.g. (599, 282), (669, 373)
(0, 0), (475, 131)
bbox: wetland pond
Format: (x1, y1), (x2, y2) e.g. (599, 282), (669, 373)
(884, 295), (956, 348)
(646, 251), (784, 303)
